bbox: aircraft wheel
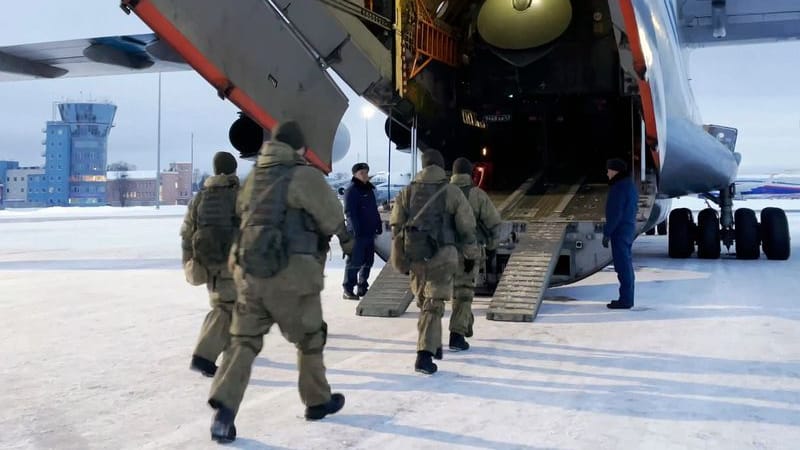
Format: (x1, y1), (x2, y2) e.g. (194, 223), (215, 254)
(645, 227), (656, 236)
(668, 208), (695, 258)
(734, 208), (760, 260)
(697, 208), (721, 259)
(761, 207), (791, 260)
(657, 220), (668, 236)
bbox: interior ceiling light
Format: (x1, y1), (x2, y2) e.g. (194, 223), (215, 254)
(436, 1), (449, 18)
(512, 0), (533, 11)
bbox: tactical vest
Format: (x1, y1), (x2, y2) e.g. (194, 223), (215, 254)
(403, 181), (456, 262)
(192, 183), (238, 269)
(236, 164), (318, 278)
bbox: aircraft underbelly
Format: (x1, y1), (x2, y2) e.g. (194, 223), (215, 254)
(130, 0), (349, 171)
(659, 117), (739, 197)
(631, 0), (739, 198)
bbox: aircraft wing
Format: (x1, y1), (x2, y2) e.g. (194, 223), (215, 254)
(0, 33), (188, 82)
(678, 0), (800, 47)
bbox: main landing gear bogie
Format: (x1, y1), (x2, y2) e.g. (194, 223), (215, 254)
(667, 205), (790, 261)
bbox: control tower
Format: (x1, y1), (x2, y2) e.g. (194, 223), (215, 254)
(42, 102), (117, 205)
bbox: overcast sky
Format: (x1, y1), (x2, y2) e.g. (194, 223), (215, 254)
(0, 1), (798, 177)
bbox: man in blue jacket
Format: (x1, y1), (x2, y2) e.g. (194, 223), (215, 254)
(342, 162), (383, 299)
(603, 158), (639, 309)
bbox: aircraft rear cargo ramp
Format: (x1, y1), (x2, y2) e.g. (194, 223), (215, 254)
(356, 174), (656, 322)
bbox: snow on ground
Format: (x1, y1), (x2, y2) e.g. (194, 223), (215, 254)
(0, 205), (186, 221)
(1, 205), (799, 449)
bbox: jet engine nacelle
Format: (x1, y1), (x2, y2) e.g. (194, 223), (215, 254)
(229, 113), (351, 162)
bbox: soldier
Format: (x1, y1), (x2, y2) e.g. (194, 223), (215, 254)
(390, 149), (479, 375)
(449, 157), (502, 351)
(181, 151), (240, 378)
(207, 122), (354, 443)
(602, 158), (639, 309)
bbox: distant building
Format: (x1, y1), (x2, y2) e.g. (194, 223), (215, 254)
(106, 162), (192, 207)
(162, 162), (193, 205)
(106, 170), (157, 207)
(3, 167), (45, 207)
(0, 160), (19, 208)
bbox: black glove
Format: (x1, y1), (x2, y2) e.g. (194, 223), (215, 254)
(602, 236), (609, 248)
(463, 259), (475, 273)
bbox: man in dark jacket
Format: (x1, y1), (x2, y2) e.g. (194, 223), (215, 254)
(603, 158), (639, 309)
(342, 162), (383, 299)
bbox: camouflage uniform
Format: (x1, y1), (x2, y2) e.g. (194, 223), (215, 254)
(181, 173), (240, 371)
(391, 163), (478, 368)
(449, 173), (501, 338)
(209, 141), (353, 416)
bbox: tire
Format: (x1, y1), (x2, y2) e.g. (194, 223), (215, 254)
(657, 220), (668, 236)
(761, 207), (791, 260)
(734, 208), (760, 260)
(645, 227), (656, 235)
(668, 208), (695, 258)
(697, 208), (721, 259)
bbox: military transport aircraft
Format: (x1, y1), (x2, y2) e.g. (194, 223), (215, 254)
(1, 0), (797, 320)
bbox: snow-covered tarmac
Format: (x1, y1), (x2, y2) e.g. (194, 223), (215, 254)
(1, 201), (799, 449)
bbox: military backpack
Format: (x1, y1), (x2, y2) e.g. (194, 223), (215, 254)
(191, 184), (239, 271)
(236, 164), (318, 278)
(401, 182), (455, 262)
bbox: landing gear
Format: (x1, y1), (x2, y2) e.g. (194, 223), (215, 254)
(645, 220), (667, 236)
(761, 207), (791, 260)
(656, 220), (668, 235)
(668, 208), (695, 258)
(733, 208), (759, 259)
(667, 183), (791, 260)
(697, 208), (721, 259)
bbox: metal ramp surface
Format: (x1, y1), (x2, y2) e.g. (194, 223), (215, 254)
(486, 222), (567, 322)
(356, 264), (413, 317)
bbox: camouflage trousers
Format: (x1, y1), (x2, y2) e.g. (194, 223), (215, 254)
(450, 249), (480, 338)
(193, 273), (237, 363)
(410, 246), (457, 354)
(209, 266), (331, 414)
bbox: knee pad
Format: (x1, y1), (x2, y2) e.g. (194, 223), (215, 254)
(299, 321), (328, 355)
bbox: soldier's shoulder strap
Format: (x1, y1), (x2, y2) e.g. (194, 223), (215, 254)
(459, 184), (473, 200)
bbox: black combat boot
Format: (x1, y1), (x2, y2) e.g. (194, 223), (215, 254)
(607, 300), (633, 309)
(414, 351), (438, 374)
(342, 290), (359, 300)
(449, 332), (470, 352)
(434, 347), (443, 360)
(209, 403), (237, 443)
(305, 393), (345, 420)
(190, 355), (217, 377)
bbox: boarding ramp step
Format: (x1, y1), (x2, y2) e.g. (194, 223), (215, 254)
(486, 222), (568, 322)
(356, 264), (413, 317)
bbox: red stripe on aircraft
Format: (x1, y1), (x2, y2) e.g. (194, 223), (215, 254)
(618, 0), (660, 169)
(129, 0), (332, 174)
